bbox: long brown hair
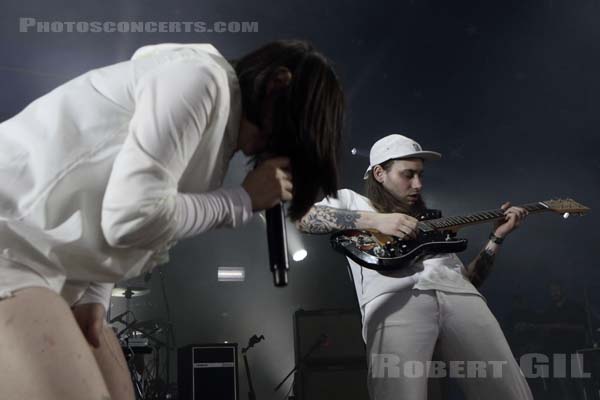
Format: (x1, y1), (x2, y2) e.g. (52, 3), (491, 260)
(364, 159), (426, 217)
(234, 40), (345, 220)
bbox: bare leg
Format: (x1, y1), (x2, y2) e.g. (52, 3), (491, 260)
(0, 287), (111, 400)
(92, 325), (136, 400)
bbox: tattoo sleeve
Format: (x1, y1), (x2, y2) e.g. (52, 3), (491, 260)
(296, 205), (360, 234)
(467, 245), (497, 288)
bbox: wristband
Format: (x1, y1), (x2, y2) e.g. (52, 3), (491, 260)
(489, 233), (505, 245)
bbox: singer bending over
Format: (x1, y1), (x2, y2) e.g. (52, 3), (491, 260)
(0, 40), (344, 400)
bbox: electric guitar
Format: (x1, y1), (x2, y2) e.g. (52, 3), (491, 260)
(330, 198), (589, 271)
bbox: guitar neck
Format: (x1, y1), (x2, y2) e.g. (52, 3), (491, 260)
(422, 202), (549, 231)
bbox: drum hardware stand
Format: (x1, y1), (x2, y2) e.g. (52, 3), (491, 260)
(111, 289), (144, 399)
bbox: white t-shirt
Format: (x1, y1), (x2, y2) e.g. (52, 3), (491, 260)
(316, 189), (482, 311)
(0, 44), (253, 305)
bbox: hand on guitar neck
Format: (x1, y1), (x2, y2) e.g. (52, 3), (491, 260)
(460, 202), (528, 288)
(492, 201), (529, 239)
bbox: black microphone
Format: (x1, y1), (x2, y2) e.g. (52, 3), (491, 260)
(266, 203), (289, 287)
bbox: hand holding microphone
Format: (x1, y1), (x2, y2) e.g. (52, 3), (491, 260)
(242, 157), (293, 287)
(242, 157), (293, 211)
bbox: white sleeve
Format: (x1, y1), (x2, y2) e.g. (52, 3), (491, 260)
(173, 186), (253, 240)
(101, 59), (252, 249)
(314, 188), (356, 209)
(73, 282), (114, 313)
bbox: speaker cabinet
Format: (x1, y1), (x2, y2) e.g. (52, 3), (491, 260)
(178, 343), (238, 400)
(294, 308), (366, 366)
(294, 309), (368, 400)
(295, 363), (369, 400)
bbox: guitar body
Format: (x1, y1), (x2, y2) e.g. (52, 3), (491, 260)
(330, 209), (468, 271)
(330, 229), (468, 271)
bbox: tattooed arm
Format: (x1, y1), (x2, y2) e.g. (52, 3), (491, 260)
(296, 190), (420, 238)
(466, 202), (528, 288)
(295, 205), (379, 234)
(465, 241), (499, 288)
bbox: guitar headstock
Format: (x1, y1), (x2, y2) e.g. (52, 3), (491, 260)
(541, 198), (590, 216)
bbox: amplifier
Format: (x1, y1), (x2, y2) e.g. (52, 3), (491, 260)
(178, 343), (238, 400)
(294, 308), (366, 366)
(294, 309), (368, 400)
(295, 363), (369, 400)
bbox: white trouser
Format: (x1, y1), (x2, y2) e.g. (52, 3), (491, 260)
(364, 289), (534, 400)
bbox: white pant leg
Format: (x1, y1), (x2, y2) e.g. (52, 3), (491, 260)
(435, 291), (534, 400)
(364, 290), (440, 400)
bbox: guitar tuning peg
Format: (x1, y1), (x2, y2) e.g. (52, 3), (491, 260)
(563, 212), (570, 219)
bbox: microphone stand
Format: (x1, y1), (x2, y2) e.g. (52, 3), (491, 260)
(243, 353), (256, 400)
(242, 334), (265, 400)
(274, 334), (327, 393)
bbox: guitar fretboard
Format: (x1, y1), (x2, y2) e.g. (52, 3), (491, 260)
(424, 202), (548, 230)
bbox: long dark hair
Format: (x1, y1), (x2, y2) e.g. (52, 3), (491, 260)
(234, 40), (345, 220)
(364, 159), (426, 217)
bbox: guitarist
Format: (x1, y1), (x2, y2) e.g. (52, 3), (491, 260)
(297, 134), (533, 400)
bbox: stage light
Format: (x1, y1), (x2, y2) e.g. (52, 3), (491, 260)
(350, 147), (368, 157)
(292, 249), (308, 262)
(258, 205), (309, 263)
(218, 267), (245, 282)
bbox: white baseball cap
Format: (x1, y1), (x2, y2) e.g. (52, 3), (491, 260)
(363, 134), (442, 179)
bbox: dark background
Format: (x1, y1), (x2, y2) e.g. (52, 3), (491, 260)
(1, 0), (598, 398)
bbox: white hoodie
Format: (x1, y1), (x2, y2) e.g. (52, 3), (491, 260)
(0, 44), (253, 306)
